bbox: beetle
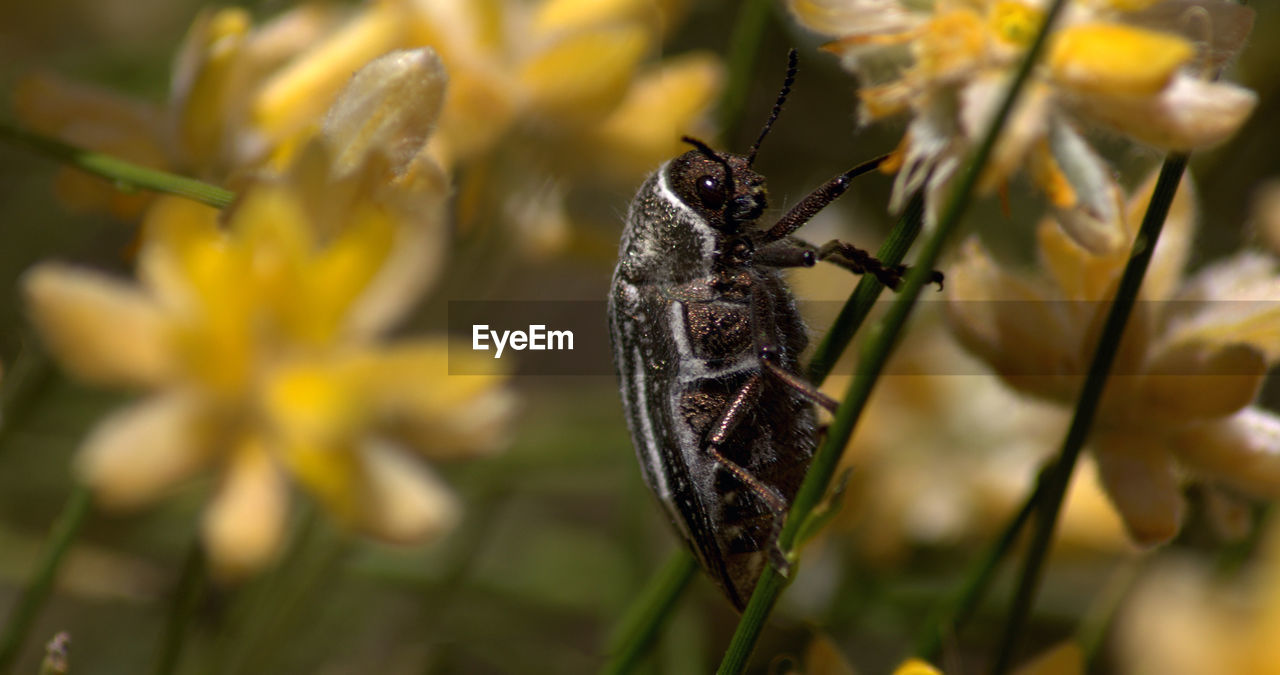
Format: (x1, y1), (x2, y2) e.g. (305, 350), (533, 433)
(608, 52), (942, 609)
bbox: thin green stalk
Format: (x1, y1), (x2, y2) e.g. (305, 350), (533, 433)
(717, 0), (1071, 671)
(601, 554), (698, 675)
(807, 193), (926, 384)
(716, 0), (774, 146)
(1076, 560), (1141, 667)
(990, 154), (1188, 675)
(913, 469), (1046, 661)
(152, 540), (206, 675)
(0, 121), (234, 209)
(0, 486), (92, 674)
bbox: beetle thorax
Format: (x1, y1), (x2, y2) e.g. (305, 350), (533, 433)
(616, 151), (768, 285)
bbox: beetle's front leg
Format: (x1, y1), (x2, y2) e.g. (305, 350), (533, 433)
(754, 238), (944, 291)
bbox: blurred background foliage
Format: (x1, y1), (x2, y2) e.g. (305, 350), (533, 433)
(1, 1), (1280, 674)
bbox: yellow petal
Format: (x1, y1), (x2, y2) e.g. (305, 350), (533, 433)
(1081, 74), (1257, 150)
(429, 62), (518, 167)
(137, 196), (224, 313)
(945, 239), (1082, 403)
(263, 360), (366, 449)
(1093, 431), (1184, 545)
(203, 435), (289, 579)
(24, 264), (175, 388)
(76, 394), (210, 509)
(354, 440), (460, 544)
(281, 439), (361, 522)
(343, 217), (441, 339)
(1140, 342), (1264, 419)
(1166, 252), (1280, 360)
(802, 634), (857, 675)
(914, 10), (987, 82)
(1049, 23), (1194, 96)
(350, 341), (516, 459)
(1172, 407), (1280, 500)
(171, 8), (251, 170)
(532, 0), (652, 35)
(787, 0), (918, 37)
(892, 658), (943, 675)
(519, 24), (650, 124)
(592, 52), (723, 180)
(1013, 642), (1084, 675)
(321, 48), (448, 179)
(252, 2), (408, 143)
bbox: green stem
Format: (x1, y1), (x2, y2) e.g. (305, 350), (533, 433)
(1075, 560), (1141, 667)
(716, 0), (1071, 671)
(0, 121), (234, 209)
(601, 554), (698, 675)
(989, 153), (1189, 675)
(152, 540), (206, 675)
(807, 193), (926, 384)
(716, 0), (773, 146)
(0, 487), (92, 674)
(913, 469), (1046, 660)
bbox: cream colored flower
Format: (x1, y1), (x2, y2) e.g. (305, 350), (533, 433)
(1117, 521), (1280, 675)
(947, 170), (1280, 545)
(821, 311), (1130, 562)
(789, 0), (1256, 254)
(22, 50), (514, 578)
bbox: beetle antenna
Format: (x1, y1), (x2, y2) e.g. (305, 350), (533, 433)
(747, 48), (798, 167)
(682, 135), (736, 218)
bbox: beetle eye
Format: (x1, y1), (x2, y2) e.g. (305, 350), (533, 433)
(696, 175), (725, 210)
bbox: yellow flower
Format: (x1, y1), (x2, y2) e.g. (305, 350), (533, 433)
(22, 50), (514, 578)
(1117, 520), (1280, 675)
(947, 171), (1280, 545)
(17, 0), (722, 257)
(789, 0), (1256, 254)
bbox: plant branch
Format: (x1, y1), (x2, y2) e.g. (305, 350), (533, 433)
(0, 121), (234, 209)
(989, 153), (1189, 675)
(0, 487), (92, 674)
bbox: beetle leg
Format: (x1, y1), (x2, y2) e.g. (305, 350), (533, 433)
(752, 239), (815, 268)
(706, 374), (763, 446)
(760, 156), (889, 243)
(817, 239), (945, 290)
(703, 375), (792, 524)
(746, 283), (839, 413)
